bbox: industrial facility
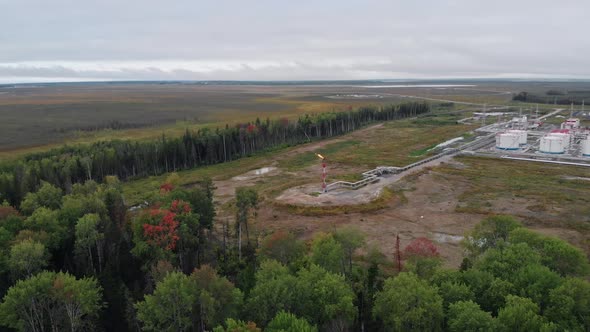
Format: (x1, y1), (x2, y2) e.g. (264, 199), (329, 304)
(313, 105), (590, 194)
(464, 105), (590, 166)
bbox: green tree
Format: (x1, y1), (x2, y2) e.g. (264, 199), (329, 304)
(497, 295), (544, 332)
(509, 228), (590, 277)
(8, 239), (49, 279)
(373, 272), (443, 331)
(257, 231), (305, 266)
(191, 265), (243, 331)
(235, 187), (258, 260)
(295, 264), (356, 329)
(0, 271), (102, 332)
(310, 232), (345, 274)
(475, 243), (541, 280)
(480, 278), (515, 315)
(333, 226), (364, 276)
(75, 213), (104, 274)
(464, 215), (521, 257)
(447, 300), (496, 332)
(438, 281), (474, 312)
(20, 182), (63, 215)
(213, 319), (261, 332)
(23, 207), (67, 250)
(52, 272), (104, 332)
(266, 311), (318, 332)
(136, 272), (196, 332)
(246, 260), (298, 325)
(545, 278), (590, 331)
(512, 264), (562, 311)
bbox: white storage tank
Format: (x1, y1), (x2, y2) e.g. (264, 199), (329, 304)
(540, 136), (565, 154)
(507, 129), (528, 145)
(583, 138), (590, 157)
(496, 133), (520, 150)
(548, 132), (571, 147)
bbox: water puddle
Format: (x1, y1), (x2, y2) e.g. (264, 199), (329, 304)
(254, 167), (275, 175)
(432, 232), (464, 244)
(233, 167), (277, 181)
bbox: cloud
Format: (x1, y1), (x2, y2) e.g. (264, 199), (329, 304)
(1, 0), (589, 82)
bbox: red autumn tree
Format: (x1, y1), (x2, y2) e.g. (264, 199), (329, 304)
(170, 199), (191, 214)
(141, 200), (193, 251)
(404, 237), (440, 259)
(246, 124), (257, 134)
(0, 206), (19, 220)
(142, 209), (180, 251)
(160, 183), (174, 194)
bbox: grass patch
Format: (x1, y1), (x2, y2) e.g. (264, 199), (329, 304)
(436, 156), (590, 229)
(277, 140), (361, 171)
(331, 173), (364, 182)
(409, 144), (436, 157)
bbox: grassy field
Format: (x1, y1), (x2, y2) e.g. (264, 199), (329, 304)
(0, 83), (407, 157)
(2, 80), (569, 160)
(437, 156), (590, 231)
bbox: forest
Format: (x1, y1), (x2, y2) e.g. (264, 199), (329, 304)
(513, 91), (590, 105)
(0, 178), (588, 331)
(0, 102), (429, 207)
(0, 101), (589, 331)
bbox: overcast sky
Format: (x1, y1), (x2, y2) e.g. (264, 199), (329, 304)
(1, 0), (589, 83)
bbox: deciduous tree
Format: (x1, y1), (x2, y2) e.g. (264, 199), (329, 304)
(8, 239), (49, 279)
(135, 272), (196, 332)
(266, 311), (317, 332)
(447, 300), (496, 332)
(373, 272), (443, 331)
(310, 232), (345, 275)
(497, 295), (544, 332)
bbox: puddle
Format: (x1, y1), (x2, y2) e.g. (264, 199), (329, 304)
(254, 167), (275, 175)
(432, 232), (464, 244)
(232, 167), (277, 181)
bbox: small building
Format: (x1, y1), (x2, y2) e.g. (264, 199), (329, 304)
(561, 118), (580, 130)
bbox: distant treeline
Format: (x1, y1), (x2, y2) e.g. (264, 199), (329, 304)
(0, 102), (429, 206)
(54, 120), (155, 133)
(513, 91), (589, 105)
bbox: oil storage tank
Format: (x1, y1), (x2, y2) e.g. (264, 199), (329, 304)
(507, 129), (528, 145)
(549, 130), (571, 147)
(496, 133), (520, 150)
(540, 136), (565, 154)
(583, 138), (590, 157)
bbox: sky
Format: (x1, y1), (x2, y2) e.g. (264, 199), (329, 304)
(1, 0), (589, 83)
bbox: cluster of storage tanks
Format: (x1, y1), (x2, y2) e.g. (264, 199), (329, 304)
(496, 130), (527, 150)
(494, 117), (590, 157)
